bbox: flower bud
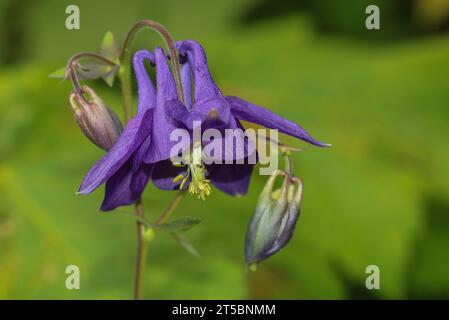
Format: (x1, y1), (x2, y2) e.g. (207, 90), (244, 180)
(244, 170), (303, 267)
(69, 86), (123, 150)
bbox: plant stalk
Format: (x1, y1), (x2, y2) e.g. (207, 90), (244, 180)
(66, 52), (117, 105)
(154, 191), (185, 226)
(133, 199), (145, 300)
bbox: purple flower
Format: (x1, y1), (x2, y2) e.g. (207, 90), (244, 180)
(77, 40), (328, 210)
(162, 40), (329, 197)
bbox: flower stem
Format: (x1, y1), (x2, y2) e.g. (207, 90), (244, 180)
(133, 199), (145, 300)
(154, 191), (185, 226)
(120, 20), (185, 104)
(284, 154), (293, 176)
(66, 52), (117, 105)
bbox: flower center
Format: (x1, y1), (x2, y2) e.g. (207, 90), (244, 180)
(173, 141), (212, 200)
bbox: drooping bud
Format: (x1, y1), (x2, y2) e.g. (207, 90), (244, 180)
(69, 85), (123, 150)
(244, 170), (303, 267)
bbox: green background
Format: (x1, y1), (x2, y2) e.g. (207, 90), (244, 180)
(1, 0), (449, 299)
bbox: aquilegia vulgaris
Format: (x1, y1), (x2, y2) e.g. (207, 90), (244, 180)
(52, 19), (329, 299)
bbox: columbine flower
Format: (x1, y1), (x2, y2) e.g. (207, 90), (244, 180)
(163, 40), (329, 197)
(69, 85), (123, 151)
(244, 170), (303, 266)
(77, 39), (328, 210)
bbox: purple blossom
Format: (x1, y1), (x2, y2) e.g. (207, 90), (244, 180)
(162, 40), (328, 196)
(77, 40), (328, 210)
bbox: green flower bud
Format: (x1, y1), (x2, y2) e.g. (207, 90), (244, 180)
(244, 170), (303, 267)
(69, 86), (122, 151)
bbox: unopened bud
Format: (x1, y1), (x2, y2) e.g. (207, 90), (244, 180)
(69, 86), (123, 150)
(244, 170), (303, 267)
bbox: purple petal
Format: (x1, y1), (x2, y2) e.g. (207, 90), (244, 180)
(130, 134), (153, 194)
(78, 110), (152, 194)
(165, 97), (231, 131)
(101, 135), (153, 211)
(225, 96), (330, 147)
(201, 116), (257, 164)
(130, 163), (153, 195)
(181, 62), (193, 110)
(144, 47), (182, 164)
(101, 161), (136, 211)
(207, 162), (254, 196)
(133, 50), (156, 113)
(151, 160), (185, 190)
(176, 40), (221, 102)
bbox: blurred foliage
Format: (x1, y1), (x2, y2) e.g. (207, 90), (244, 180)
(0, 0), (449, 299)
(241, 0), (449, 39)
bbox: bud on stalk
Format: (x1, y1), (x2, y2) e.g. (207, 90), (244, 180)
(244, 170), (303, 267)
(69, 86), (123, 151)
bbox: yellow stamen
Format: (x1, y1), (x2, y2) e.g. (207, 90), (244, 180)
(172, 162), (185, 167)
(175, 141), (212, 200)
(173, 174), (185, 183)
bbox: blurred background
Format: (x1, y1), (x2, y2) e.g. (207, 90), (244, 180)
(1, 0), (449, 299)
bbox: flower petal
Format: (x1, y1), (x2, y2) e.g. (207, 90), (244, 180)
(144, 47), (182, 164)
(181, 62), (193, 110)
(151, 160), (185, 190)
(100, 161), (137, 211)
(133, 50), (156, 113)
(225, 96), (330, 147)
(78, 110), (152, 194)
(207, 162), (254, 196)
(101, 136), (153, 211)
(130, 134), (153, 193)
(176, 40), (221, 102)
(165, 97), (231, 131)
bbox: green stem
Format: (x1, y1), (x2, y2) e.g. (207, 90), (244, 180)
(284, 154), (293, 176)
(154, 191), (185, 226)
(133, 199), (145, 300)
(119, 67), (133, 122)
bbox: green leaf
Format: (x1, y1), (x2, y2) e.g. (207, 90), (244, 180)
(102, 65), (119, 87)
(172, 233), (200, 258)
(77, 60), (111, 79)
(156, 217), (201, 233)
(99, 31), (120, 86)
(48, 67), (67, 79)
(100, 31), (120, 64)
